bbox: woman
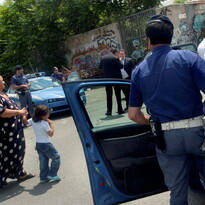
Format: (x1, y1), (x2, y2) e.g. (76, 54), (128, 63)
(0, 75), (34, 188)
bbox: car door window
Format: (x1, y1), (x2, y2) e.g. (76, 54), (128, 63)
(81, 84), (147, 129)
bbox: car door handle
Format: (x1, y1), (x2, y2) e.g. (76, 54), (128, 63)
(94, 160), (100, 164)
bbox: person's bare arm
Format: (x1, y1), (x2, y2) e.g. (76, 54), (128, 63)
(26, 81), (31, 89)
(12, 84), (27, 90)
(46, 119), (54, 137)
(0, 107), (28, 118)
(128, 107), (150, 125)
(22, 115), (29, 125)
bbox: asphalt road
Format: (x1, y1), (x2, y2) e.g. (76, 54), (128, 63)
(0, 113), (205, 205)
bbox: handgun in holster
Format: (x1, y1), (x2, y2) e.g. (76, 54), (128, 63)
(17, 90), (26, 96)
(150, 119), (166, 152)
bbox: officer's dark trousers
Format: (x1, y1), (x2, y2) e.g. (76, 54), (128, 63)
(19, 92), (34, 116)
(156, 126), (205, 205)
(105, 85), (123, 113)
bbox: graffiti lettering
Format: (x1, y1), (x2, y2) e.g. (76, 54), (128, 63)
(66, 26), (122, 79)
(92, 30), (116, 42)
(92, 29), (120, 49)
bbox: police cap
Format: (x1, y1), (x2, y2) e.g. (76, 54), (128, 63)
(147, 14), (174, 29)
(16, 65), (23, 70)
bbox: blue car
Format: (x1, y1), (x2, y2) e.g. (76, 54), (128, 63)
(62, 79), (205, 205)
(7, 76), (69, 114)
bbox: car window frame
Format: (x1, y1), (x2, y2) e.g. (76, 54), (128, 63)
(72, 79), (132, 130)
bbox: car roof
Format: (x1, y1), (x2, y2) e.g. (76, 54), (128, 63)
(28, 76), (51, 82)
(26, 72), (46, 79)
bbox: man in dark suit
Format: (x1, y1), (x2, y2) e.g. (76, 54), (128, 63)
(99, 49), (124, 115)
(119, 49), (135, 111)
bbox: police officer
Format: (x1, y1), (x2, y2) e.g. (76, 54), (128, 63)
(11, 65), (33, 116)
(51, 66), (65, 82)
(128, 15), (205, 205)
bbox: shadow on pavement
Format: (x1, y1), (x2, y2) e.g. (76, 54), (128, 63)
(25, 181), (60, 196)
(0, 181), (24, 203)
(100, 115), (124, 121)
(0, 180), (60, 203)
(50, 111), (71, 121)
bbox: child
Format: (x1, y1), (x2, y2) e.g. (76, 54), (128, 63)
(23, 105), (61, 183)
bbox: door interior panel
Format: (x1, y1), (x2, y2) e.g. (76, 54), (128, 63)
(93, 124), (167, 195)
(80, 84), (167, 196)
(94, 124), (151, 139)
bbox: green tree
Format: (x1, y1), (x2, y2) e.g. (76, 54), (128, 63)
(0, 0), (160, 82)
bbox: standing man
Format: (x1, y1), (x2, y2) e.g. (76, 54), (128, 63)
(11, 65), (33, 116)
(119, 49), (135, 111)
(119, 49), (135, 80)
(51, 67), (64, 82)
(128, 15), (205, 205)
(99, 49), (124, 115)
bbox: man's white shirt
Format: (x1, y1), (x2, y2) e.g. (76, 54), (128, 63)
(120, 59), (129, 79)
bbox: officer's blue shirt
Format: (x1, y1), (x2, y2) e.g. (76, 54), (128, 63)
(51, 73), (64, 81)
(11, 74), (29, 91)
(129, 45), (205, 123)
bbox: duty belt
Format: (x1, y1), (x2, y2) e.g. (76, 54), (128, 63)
(161, 115), (204, 131)
(16, 90), (29, 95)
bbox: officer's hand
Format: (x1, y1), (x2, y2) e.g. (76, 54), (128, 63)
(21, 84), (28, 90)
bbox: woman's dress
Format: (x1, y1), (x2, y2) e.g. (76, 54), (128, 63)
(0, 95), (25, 184)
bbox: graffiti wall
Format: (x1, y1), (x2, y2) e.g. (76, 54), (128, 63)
(157, 3), (205, 46)
(65, 3), (205, 79)
(64, 23), (122, 79)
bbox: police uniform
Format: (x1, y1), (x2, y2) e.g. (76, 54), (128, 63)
(11, 73), (33, 116)
(51, 72), (64, 81)
(129, 16), (205, 205)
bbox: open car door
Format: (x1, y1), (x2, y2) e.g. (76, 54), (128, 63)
(62, 79), (168, 205)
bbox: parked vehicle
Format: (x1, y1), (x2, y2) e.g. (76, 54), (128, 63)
(7, 76), (69, 114)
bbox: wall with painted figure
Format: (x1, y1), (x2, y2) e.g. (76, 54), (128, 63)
(64, 3), (205, 78)
(64, 23), (122, 79)
(157, 3), (205, 46)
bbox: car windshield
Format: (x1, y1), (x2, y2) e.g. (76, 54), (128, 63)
(30, 77), (60, 91)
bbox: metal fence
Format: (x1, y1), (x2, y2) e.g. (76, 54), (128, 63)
(118, 8), (156, 61)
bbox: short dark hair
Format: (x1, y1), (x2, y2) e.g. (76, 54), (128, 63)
(145, 15), (174, 45)
(16, 65), (23, 70)
(110, 49), (118, 55)
(32, 105), (49, 122)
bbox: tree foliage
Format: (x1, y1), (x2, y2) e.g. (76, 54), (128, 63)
(0, 0), (160, 82)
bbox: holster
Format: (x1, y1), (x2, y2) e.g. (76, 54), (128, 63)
(150, 119), (166, 152)
(17, 90), (26, 96)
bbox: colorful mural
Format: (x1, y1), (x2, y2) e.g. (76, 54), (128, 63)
(71, 45), (111, 79)
(66, 25), (122, 79)
(173, 12), (205, 45)
(193, 13), (205, 42)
